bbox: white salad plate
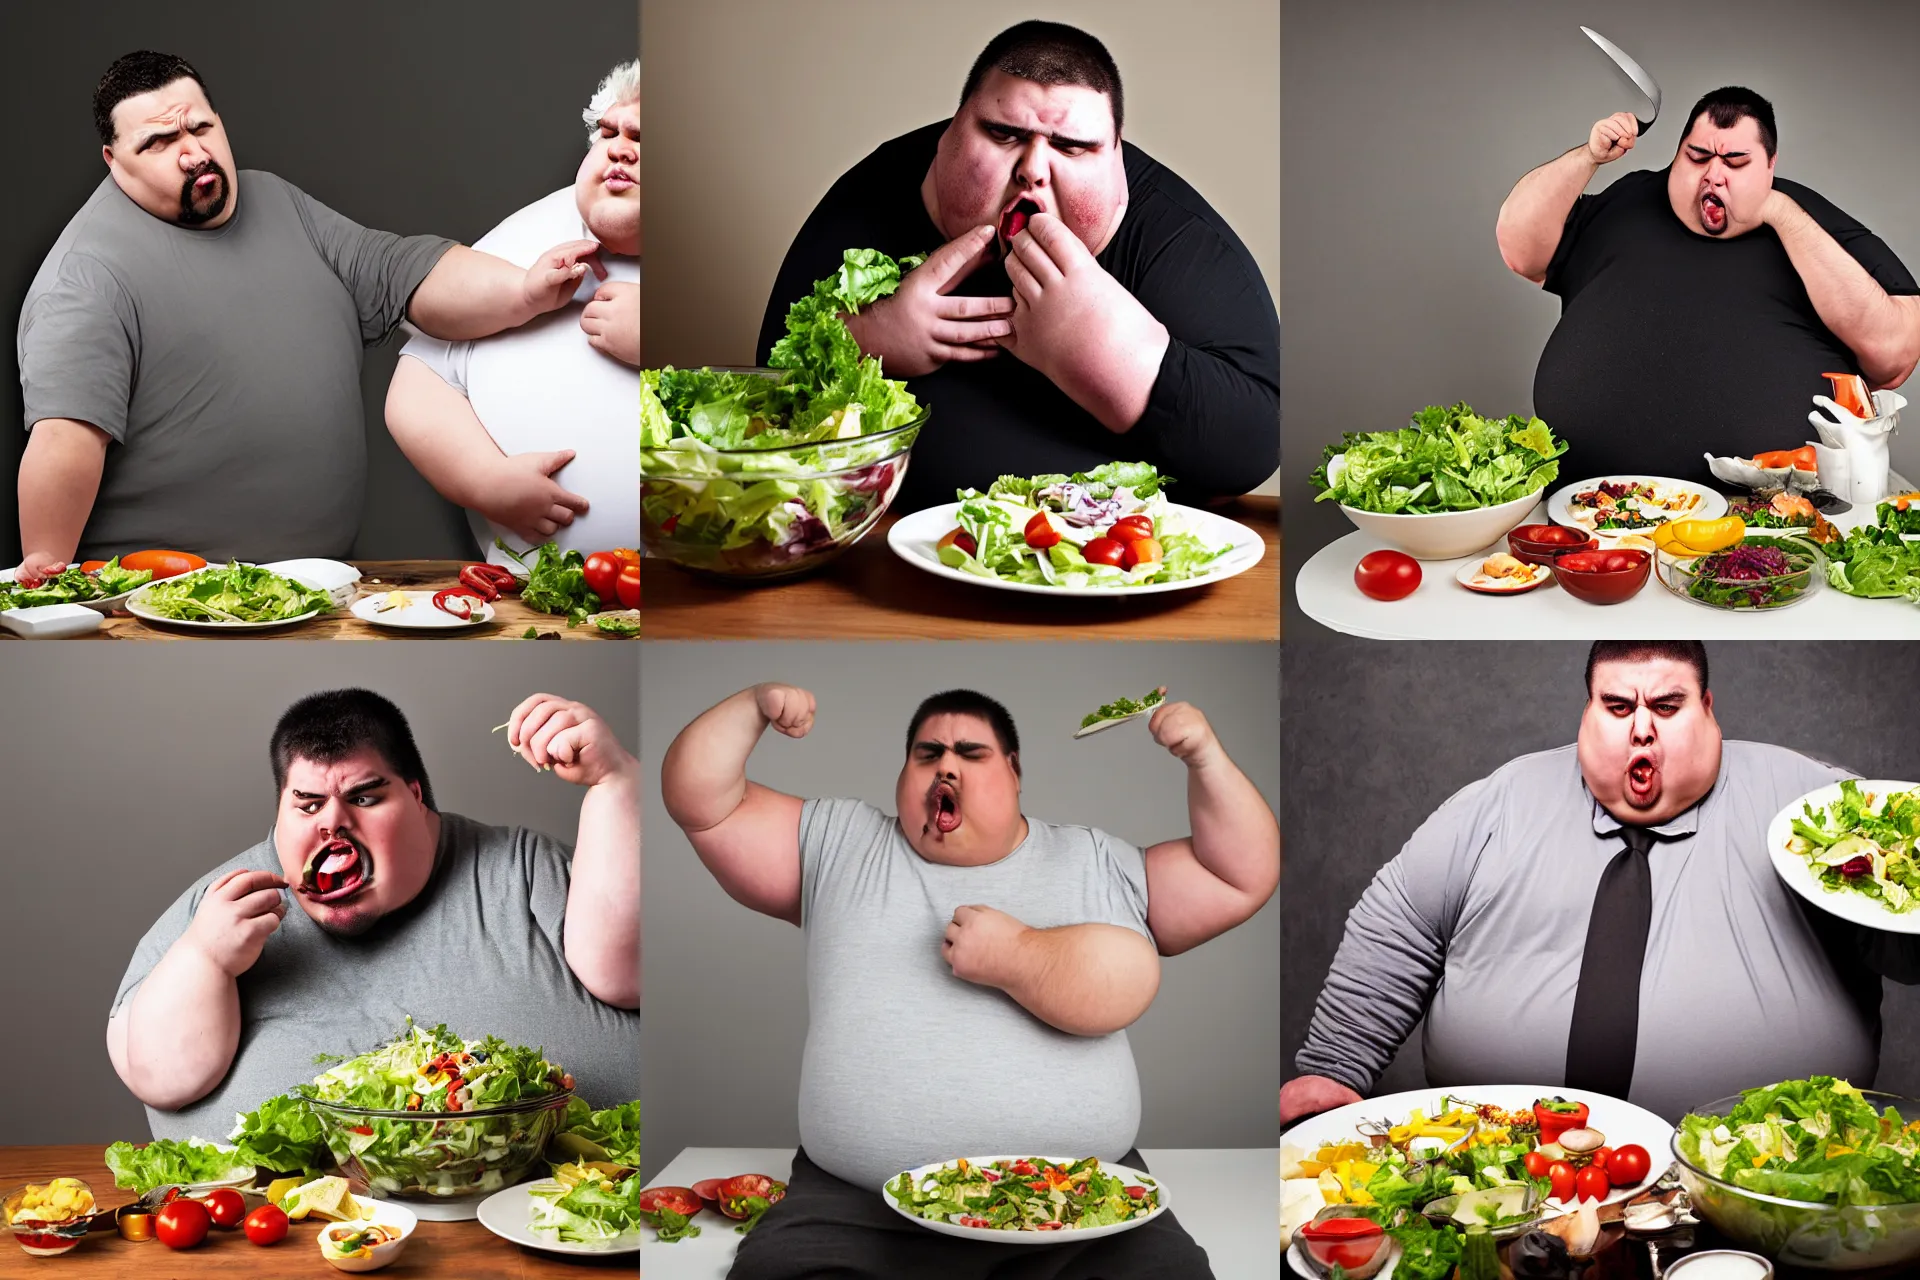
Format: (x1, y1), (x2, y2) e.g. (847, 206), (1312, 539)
(1281, 1085), (1674, 1217)
(1767, 780), (1920, 934)
(351, 590), (495, 630)
(1547, 476), (1725, 535)
(1, 564), (147, 615)
(882, 1155), (1169, 1245)
(125, 565), (330, 631)
(887, 504), (1264, 598)
(474, 1179), (642, 1255)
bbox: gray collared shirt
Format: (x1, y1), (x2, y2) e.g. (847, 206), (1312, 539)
(1296, 741), (1920, 1121)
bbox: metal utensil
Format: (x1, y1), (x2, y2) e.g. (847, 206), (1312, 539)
(1581, 26), (1661, 135)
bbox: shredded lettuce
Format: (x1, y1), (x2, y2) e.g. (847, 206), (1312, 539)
(1310, 403), (1567, 513)
(103, 1138), (254, 1192)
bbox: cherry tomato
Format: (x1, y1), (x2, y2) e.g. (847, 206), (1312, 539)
(1121, 536), (1164, 570)
(959, 1215), (990, 1228)
(1547, 1161), (1577, 1202)
(1575, 1165), (1611, 1202)
(1010, 1161), (1037, 1176)
(1602, 552), (1635, 572)
(582, 552), (622, 603)
(636, 1186), (702, 1217)
(1591, 1146), (1615, 1173)
(79, 560), (107, 574)
(1109, 515), (1155, 543)
(1522, 1151), (1551, 1179)
(155, 1198), (210, 1249)
(1126, 1185), (1149, 1200)
(119, 550), (208, 580)
(936, 528), (978, 558)
(201, 1188), (245, 1228)
(1607, 1144), (1652, 1187)
(243, 1203), (288, 1246)
(1083, 536), (1126, 567)
(1024, 512), (1062, 550)
(616, 561), (641, 610)
(1354, 549), (1421, 601)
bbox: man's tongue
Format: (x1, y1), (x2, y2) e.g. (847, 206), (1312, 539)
(1001, 199), (1039, 243)
(1628, 757), (1659, 801)
(305, 841), (366, 900)
(931, 785), (962, 834)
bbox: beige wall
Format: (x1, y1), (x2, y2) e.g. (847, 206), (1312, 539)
(643, 0), (1280, 370)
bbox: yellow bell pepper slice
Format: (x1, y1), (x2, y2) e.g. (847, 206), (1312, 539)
(1657, 516), (1745, 556)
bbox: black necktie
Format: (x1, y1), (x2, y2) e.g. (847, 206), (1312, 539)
(1564, 825), (1661, 1098)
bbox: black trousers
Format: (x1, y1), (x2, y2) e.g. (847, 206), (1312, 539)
(726, 1148), (1216, 1280)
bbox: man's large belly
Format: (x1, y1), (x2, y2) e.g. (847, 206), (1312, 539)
(797, 963), (1143, 1190)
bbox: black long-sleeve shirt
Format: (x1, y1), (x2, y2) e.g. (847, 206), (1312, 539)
(756, 122), (1279, 513)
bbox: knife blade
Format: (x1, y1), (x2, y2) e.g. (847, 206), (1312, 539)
(1581, 26), (1661, 135)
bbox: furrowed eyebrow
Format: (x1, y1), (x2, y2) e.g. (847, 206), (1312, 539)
(981, 119), (1102, 150)
(290, 777), (391, 800)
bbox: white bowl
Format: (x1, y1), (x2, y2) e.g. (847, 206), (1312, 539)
(1337, 488), (1544, 561)
(318, 1201), (417, 1273)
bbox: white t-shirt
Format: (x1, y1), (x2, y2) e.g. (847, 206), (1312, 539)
(400, 187), (638, 566)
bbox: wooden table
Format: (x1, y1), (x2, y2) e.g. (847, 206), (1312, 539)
(644, 497), (1280, 640)
(2, 563), (630, 642)
(0, 1146), (629, 1276)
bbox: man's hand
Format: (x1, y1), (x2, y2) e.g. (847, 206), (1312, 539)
(477, 450), (590, 543)
(1148, 697), (1222, 769)
(524, 240), (608, 317)
(943, 904), (1031, 988)
(505, 694), (639, 789)
(183, 870), (288, 979)
(13, 552), (70, 587)
(581, 281), (639, 366)
(1588, 112), (1639, 165)
(998, 213), (1170, 431)
(754, 684), (816, 738)
(841, 225), (1012, 376)
(1281, 1075), (1365, 1125)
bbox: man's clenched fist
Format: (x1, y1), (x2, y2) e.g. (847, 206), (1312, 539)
(754, 684), (816, 738)
(943, 903), (1030, 988)
(185, 869), (288, 978)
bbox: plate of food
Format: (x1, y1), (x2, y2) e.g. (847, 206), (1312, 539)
(1455, 554), (1551, 594)
(1074, 687), (1165, 738)
(889, 463), (1263, 597)
(0, 556), (169, 615)
(476, 1174), (644, 1255)
(1548, 476), (1725, 535)
(1768, 779), (1920, 932)
(351, 590), (495, 630)
(884, 1155), (1166, 1243)
(126, 563), (334, 631)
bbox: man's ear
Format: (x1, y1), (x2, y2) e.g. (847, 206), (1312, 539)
(101, 145), (114, 169)
(1009, 750), (1022, 781)
(409, 779), (426, 806)
(1701, 689), (1715, 719)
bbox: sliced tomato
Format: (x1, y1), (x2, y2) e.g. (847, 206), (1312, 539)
(691, 1178), (726, 1205)
(718, 1174), (783, 1202)
(1121, 536), (1164, 570)
(636, 1186), (702, 1217)
(1024, 511), (1062, 549)
(937, 528), (978, 558)
(1083, 536), (1126, 567)
(1109, 515), (1154, 543)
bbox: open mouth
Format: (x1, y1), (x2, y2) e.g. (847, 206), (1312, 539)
(301, 837), (371, 903)
(1627, 753), (1659, 802)
(1700, 192), (1727, 233)
(1000, 197), (1041, 245)
(926, 781), (962, 836)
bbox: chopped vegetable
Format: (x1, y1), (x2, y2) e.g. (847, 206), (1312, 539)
(498, 540), (600, 624)
(1786, 779), (1920, 914)
(229, 1092), (332, 1178)
(0, 557), (151, 610)
(1824, 526), (1920, 600)
(1677, 536), (1819, 609)
(1081, 688), (1165, 728)
(103, 1138), (254, 1192)
(135, 563), (331, 623)
(887, 1157), (1156, 1232)
(1310, 404), (1566, 514)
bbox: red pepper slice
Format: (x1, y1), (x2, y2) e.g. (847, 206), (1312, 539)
(433, 588), (484, 619)
(457, 564), (504, 600)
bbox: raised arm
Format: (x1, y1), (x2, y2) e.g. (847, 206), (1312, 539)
(1141, 699), (1280, 956)
(944, 906), (1160, 1036)
(1495, 113), (1637, 284)
(659, 685), (810, 925)
(106, 869), (287, 1110)
(407, 242), (607, 342)
(1763, 191), (1920, 388)
(16, 418), (111, 579)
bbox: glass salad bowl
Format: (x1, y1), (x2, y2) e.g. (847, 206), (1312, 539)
(1671, 1091), (1920, 1270)
(1655, 535), (1824, 611)
(4, 1178), (95, 1257)
(307, 1091), (572, 1204)
(641, 367), (927, 582)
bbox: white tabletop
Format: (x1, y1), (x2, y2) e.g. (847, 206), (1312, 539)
(1297, 496), (1920, 640)
(640, 1147), (1278, 1280)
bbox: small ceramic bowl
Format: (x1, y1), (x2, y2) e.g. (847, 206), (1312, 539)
(1551, 547), (1653, 605)
(318, 1201), (418, 1273)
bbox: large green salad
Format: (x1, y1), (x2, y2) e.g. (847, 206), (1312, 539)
(1678, 1077), (1920, 1205)
(1310, 403), (1567, 514)
(1786, 780), (1920, 913)
(134, 563), (331, 623)
(887, 1157), (1158, 1232)
(0, 558), (150, 610)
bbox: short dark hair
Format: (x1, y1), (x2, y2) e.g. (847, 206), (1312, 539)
(1585, 641), (1710, 695)
(959, 21), (1124, 136)
(94, 50), (212, 147)
(270, 689), (436, 810)
(1681, 86), (1776, 159)
(906, 690), (1022, 775)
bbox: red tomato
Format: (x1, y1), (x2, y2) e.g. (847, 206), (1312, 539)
(1126, 1185), (1148, 1199)
(1354, 549), (1421, 601)
(1547, 1161), (1577, 1202)
(612, 547), (641, 568)
(1010, 1161), (1037, 1176)
(936, 528), (978, 558)
(616, 562), (641, 610)
(636, 1186), (702, 1217)
(583, 552), (622, 603)
(1109, 515), (1155, 543)
(243, 1204), (288, 1246)
(1023, 512), (1062, 549)
(1522, 1151), (1551, 1179)
(201, 1188), (245, 1228)
(718, 1174), (783, 1203)
(1602, 553), (1635, 572)
(1083, 536), (1126, 566)
(692, 1178), (726, 1205)
(1575, 1165), (1611, 1202)
(79, 560), (107, 574)
(959, 1215), (990, 1228)
(156, 1198), (210, 1249)
(1591, 1146), (1615, 1172)
(1121, 537), (1164, 570)
(119, 550), (208, 580)
(1607, 1144), (1652, 1187)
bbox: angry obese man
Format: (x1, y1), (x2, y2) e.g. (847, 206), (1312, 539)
(107, 689), (639, 1139)
(662, 684), (1278, 1280)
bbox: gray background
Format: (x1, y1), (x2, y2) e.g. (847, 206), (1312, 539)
(1282, 0), (1920, 631)
(639, 641), (1280, 1185)
(0, 643), (638, 1145)
(1281, 638), (1920, 1100)
(0, 0), (640, 566)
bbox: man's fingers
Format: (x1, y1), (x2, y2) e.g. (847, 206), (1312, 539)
(216, 869), (288, 899)
(937, 295), (1016, 320)
(939, 343), (1001, 363)
(553, 486), (591, 514)
(923, 224), (1000, 294)
(1004, 248), (1043, 304)
(933, 319), (1012, 346)
(234, 886), (288, 919)
(1010, 229), (1065, 289)
(1020, 212), (1084, 273)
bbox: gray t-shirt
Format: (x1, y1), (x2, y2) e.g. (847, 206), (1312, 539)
(18, 172), (454, 560)
(1297, 741), (1920, 1121)
(111, 812), (638, 1141)
(797, 797), (1150, 1190)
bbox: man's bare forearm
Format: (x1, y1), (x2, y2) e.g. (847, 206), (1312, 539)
(1187, 744), (1281, 902)
(996, 923), (1160, 1036)
(564, 772), (641, 1008)
(408, 246), (542, 341)
(116, 943), (241, 1110)
(19, 419), (110, 562)
(385, 356), (509, 509)
(661, 690), (770, 832)
(1769, 194), (1920, 388)
(1056, 319), (1170, 434)
(1496, 146), (1597, 283)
